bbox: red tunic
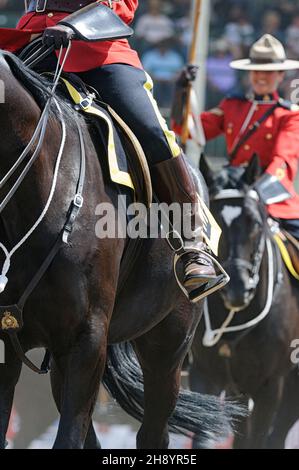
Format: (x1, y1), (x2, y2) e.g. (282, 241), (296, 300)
(7, 1), (142, 72)
(199, 92), (299, 220)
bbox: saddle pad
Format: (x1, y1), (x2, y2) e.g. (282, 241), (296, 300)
(274, 232), (299, 281)
(60, 78), (152, 207)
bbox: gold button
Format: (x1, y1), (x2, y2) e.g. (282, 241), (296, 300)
(276, 168), (285, 180)
(227, 128), (233, 134)
(266, 133), (273, 140)
(48, 12), (54, 17)
(244, 144), (250, 151)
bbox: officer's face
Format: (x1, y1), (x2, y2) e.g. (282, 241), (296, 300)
(249, 70), (284, 95)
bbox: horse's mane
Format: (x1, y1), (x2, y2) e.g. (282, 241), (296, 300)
(215, 165), (268, 224)
(1, 50), (80, 123)
(210, 165), (246, 196)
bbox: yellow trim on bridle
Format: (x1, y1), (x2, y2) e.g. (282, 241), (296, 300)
(143, 72), (181, 158)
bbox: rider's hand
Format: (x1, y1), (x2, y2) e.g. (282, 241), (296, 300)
(42, 25), (75, 49)
(177, 64), (199, 88)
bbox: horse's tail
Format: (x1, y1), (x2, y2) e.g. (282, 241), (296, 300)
(102, 342), (245, 447)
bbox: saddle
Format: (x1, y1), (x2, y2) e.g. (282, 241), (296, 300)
(57, 74), (152, 207)
(273, 228), (299, 281)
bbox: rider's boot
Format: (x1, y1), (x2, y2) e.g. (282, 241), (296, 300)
(151, 153), (224, 300)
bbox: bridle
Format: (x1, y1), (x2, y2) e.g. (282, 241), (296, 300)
(0, 42), (86, 373)
(214, 188), (266, 296)
(223, 232), (266, 295)
(202, 189), (275, 347)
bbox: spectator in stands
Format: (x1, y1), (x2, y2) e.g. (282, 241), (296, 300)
(142, 37), (184, 109)
(0, 0), (23, 27)
(286, 12), (299, 58)
(260, 10), (284, 42)
(206, 38), (238, 108)
(224, 5), (255, 58)
(134, 0), (175, 53)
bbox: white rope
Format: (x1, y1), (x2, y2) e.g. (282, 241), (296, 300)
(0, 99), (66, 293)
(0, 43), (72, 294)
(202, 237), (275, 346)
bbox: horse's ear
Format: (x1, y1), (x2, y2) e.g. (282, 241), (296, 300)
(243, 154), (262, 185)
(199, 154), (214, 188)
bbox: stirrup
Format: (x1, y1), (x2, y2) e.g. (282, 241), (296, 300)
(166, 231), (230, 303)
(188, 274), (228, 303)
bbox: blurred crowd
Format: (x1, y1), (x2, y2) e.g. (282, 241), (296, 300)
(133, 0), (299, 110)
(2, 1), (299, 110)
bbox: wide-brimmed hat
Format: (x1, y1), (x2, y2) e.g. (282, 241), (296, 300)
(230, 34), (299, 71)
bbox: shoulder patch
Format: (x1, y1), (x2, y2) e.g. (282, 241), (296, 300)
(208, 107), (224, 116)
(278, 98), (299, 111)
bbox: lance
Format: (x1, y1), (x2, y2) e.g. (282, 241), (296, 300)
(181, 0), (202, 146)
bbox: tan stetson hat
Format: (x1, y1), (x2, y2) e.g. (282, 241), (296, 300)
(230, 34), (299, 71)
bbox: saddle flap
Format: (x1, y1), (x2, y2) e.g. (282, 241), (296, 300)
(58, 4), (134, 42)
(59, 77), (152, 207)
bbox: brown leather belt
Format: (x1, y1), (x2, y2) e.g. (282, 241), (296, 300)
(27, 0), (94, 13)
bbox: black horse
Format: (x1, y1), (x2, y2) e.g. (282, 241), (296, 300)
(190, 155), (299, 449)
(0, 51), (240, 449)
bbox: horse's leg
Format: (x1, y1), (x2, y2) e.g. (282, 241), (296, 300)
(50, 359), (101, 449)
(267, 369), (299, 449)
(52, 318), (107, 449)
(247, 377), (283, 449)
(133, 303), (197, 449)
(0, 337), (22, 448)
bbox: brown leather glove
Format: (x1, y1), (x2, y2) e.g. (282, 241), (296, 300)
(177, 64), (199, 88)
(42, 25), (75, 49)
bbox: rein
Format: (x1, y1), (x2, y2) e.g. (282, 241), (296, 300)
(0, 43), (86, 373)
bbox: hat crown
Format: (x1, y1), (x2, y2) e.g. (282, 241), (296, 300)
(249, 34), (286, 62)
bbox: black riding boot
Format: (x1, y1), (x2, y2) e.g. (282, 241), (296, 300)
(151, 154), (220, 298)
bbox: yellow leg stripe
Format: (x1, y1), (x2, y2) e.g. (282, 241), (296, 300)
(274, 234), (299, 281)
(143, 72), (181, 158)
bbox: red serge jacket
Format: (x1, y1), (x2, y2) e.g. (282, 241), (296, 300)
(12, 1), (142, 72)
(198, 92), (299, 220)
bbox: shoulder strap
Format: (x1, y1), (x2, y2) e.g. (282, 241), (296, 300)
(229, 103), (278, 161)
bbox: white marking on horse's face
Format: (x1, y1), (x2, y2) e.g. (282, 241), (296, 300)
(221, 205), (242, 227)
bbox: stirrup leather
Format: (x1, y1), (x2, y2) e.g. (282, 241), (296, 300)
(166, 231), (230, 303)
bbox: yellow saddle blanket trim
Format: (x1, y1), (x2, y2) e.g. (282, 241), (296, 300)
(61, 78), (134, 191)
(274, 233), (299, 281)
(197, 194), (222, 256)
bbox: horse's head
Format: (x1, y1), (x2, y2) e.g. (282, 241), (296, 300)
(201, 155), (267, 311)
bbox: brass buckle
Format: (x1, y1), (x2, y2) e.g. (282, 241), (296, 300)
(36, 0), (47, 12)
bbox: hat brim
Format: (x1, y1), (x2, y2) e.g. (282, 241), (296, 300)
(230, 59), (299, 71)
